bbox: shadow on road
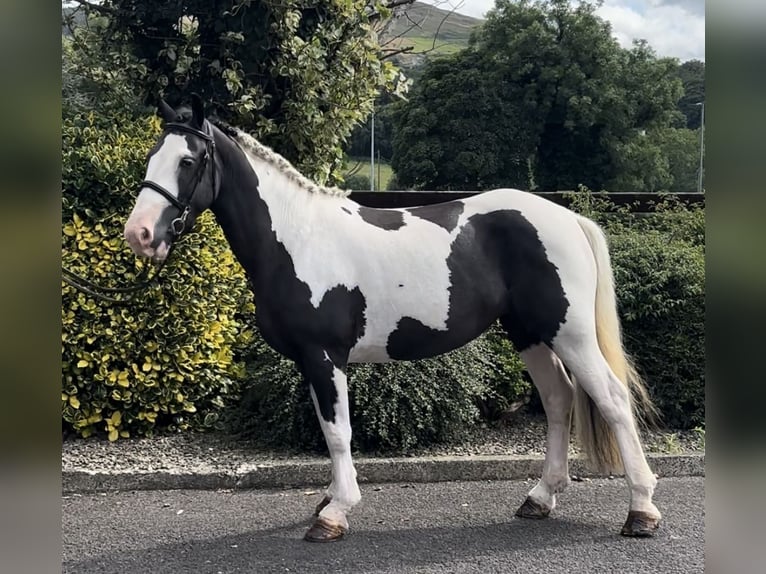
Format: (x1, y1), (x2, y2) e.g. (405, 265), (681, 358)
(64, 515), (615, 573)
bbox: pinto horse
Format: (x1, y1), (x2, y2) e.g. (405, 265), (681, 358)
(124, 96), (661, 542)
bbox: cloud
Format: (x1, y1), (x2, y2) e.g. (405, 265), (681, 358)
(420, 0), (705, 61)
(655, 0), (705, 17)
(597, 0), (705, 61)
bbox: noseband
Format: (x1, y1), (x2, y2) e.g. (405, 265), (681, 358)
(139, 121), (217, 238)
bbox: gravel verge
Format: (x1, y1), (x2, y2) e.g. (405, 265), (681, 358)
(63, 414), (704, 493)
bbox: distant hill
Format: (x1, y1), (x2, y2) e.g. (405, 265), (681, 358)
(381, 1), (483, 68)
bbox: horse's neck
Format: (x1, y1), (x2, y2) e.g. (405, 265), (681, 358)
(210, 137), (314, 296)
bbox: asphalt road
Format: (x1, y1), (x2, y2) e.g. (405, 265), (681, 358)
(62, 477), (704, 573)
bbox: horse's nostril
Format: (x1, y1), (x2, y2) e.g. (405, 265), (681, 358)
(140, 227), (151, 242)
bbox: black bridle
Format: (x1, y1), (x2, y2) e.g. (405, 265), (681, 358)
(139, 121), (217, 237)
(62, 121), (217, 304)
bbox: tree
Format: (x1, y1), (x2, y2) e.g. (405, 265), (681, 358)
(660, 127), (701, 191)
(392, 50), (527, 190)
(344, 93), (397, 161)
(602, 127), (701, 192)
(392, 0), (684, 191)
(676, 60), (705, 130)
(64, 0), (409, 183)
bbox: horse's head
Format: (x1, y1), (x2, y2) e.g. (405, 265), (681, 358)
(124, 94), (218, 261)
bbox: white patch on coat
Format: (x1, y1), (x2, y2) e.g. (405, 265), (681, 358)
(126, 134), (191, 226)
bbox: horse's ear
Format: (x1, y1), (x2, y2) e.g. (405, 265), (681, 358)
(191, 93), (205, 129)
(157, 98), (176, 123)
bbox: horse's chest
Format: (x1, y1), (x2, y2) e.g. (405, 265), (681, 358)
(254, 281), (368, 363)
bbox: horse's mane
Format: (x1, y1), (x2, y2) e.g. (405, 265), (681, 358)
(212, 120), (350, 198)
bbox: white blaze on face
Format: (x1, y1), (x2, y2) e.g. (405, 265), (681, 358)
(124, 134), (191, 259)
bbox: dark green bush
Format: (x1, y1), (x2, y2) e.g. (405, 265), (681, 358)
(340, 173), (372, 191)
(62, 112), (254, 439)
(610, 228), (705, 428)
(568, 190), (705, 428)
(229, 325), (529, 453)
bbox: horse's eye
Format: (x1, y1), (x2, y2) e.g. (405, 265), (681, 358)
(180, 157), (194, 167)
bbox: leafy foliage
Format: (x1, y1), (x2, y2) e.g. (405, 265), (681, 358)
(608, 127), (701, 192)
(676, 60), (705, 130)
(343, 94), (398, 161)
(392, 0), (684, 192)
(64, 0), (408, 184)
(62, 113), (254, 439)
(340, 173), (372, 191)
(611, 229), (705, 428)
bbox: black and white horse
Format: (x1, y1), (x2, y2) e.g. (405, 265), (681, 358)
(125, 96), (661, 542)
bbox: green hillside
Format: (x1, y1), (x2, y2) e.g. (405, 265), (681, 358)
(381, 1), (482, 66)
(384, 1), (481, 43)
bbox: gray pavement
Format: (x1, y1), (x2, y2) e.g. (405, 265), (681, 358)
(62, 476), (704, 573)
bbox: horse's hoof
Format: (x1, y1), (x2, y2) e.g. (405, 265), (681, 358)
(514, 496), (551, 519)
(620, 510), (661, 537)
(314, 495), (332, 517)
(304, 516), (348, 543)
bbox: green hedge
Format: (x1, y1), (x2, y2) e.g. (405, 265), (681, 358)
(611, 229), (705, 428)
(569, 192), (705, 428)
(229, 323), (529, 453)
(62, 113), (254, 439)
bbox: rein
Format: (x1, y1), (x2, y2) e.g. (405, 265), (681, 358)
(62, 121), (217, 304)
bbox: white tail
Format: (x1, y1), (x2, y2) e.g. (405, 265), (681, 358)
(574, 216), (656, 473)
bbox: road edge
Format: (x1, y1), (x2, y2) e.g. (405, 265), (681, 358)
(63, 452), (704, 493)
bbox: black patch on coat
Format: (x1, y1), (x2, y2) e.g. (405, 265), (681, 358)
(358, 207), (405, 231)
(386, 210), (569, 359)
(208, 124), (366, 424)
(406, 201), (465, 232)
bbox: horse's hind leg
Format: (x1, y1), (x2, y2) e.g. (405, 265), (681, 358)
(515, 343), (574, 518)
(300, 348), (360, 542)
(553, 335), (661, 536)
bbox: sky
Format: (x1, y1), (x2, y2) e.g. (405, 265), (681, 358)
(423, 0), (705, 62)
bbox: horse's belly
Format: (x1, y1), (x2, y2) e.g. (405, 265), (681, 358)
(347, 303), (496, 364)
(348, 343), (395, 364)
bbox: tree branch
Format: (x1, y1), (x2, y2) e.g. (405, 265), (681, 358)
(431, 1), (464, 52)
(381, 46), (415, 60)
(384, 0), (417, 9)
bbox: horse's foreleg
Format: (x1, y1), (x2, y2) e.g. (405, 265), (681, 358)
(301, 350), (360, 542)
(516, 344), (574, 518)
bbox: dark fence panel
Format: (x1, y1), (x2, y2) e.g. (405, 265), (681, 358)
(349, 191), (705, 212)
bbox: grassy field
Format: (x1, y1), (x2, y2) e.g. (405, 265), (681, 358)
(397, 35), (466, 55)
(343, 158), (394, 190)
